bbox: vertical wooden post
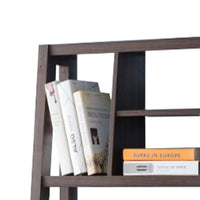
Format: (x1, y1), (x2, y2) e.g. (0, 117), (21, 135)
(31, 45), (56, 200)
(107, 53), (119, 176)
(108, 52), (146, 175)
(58, 56), (78, 200)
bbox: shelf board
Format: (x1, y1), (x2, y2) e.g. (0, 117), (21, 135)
(116, 109), (200, 117)
(49, 37), (200, 56)
(43, 175), (200, 187)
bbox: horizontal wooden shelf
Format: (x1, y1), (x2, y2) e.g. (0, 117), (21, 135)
(49, 37), (200, 56)
(43, 176), (200, 187)
(116, 109), (200, 117)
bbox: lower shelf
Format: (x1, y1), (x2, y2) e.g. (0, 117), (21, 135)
(43, 175), (200, 187)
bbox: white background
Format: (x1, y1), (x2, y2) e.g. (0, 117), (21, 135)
(1, 0), (200, 199)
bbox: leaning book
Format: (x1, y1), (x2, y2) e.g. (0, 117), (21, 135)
(74, 91), (111, 175)
(45, 81), (73, 176)
(123, 161), (200, 175)
(57, 80), (100, 175)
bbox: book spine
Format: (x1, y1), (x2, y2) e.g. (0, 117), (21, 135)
(73, 91), (95, 175)
(123, 161), (199, 175)
(57, 80), (100, 175)
(123, 148), (200, 161)
(45, 81), (73, 175)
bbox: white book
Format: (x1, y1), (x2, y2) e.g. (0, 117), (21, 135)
(45, 81), (73, 176)
(57, 80), (100, 175)
(74, 91), (111, 175)
(123, 161), (199, 175)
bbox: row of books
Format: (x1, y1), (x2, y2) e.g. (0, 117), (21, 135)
(45, 80), (111, 176)
(123, 148), (200, 175)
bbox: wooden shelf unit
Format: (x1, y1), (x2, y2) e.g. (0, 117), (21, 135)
(31, 37), (200, 200)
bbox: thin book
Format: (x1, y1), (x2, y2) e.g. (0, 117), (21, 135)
(57, 80), (100, 175)
(45, 81), (73, 176)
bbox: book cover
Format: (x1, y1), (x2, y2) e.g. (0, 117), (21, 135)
(45, 81), (73, 176)
(57, 80), (100, 175)
(123, 161), (199, 175)
(123, 148), (200, 161)
(73, 91), (111, 175)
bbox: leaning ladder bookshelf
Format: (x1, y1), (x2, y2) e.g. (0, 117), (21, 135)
(31, 37), (200, 200)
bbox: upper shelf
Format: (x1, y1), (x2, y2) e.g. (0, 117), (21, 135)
(48, 37), (200, 56)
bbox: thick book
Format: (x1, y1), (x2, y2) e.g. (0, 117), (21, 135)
(45, 81), (73, 176)
(73, 91), (111, 175)
(123, 148), (200, 161)
(57, 80), (100, 175)
(123, 161), (199, 175)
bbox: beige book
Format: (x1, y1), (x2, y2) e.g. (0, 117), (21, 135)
(74, 91), (111, 175)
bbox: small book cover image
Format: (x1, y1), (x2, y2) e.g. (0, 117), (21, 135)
(73, 91), (111, 175)
(123, 148), (200, 161)
(88, 128), (109, 174)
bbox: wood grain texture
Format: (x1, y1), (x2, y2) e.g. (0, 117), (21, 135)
(60, 187), (77, 200)
(59, 65), (69, 81)
(59, 64), (70, 200)
(49, 37), (200, 56)
(116, 52), (145, 110)
(57, 55), (77, 80)
(31, 45), (55, 200)
(117, 109), (200, 117)
(57, 57), (77, 200)
(107, 53), (119, 176)
(31, 54), (77, 200)
(111, 52), (146, 175)
(43, 175), (200, 187)
(115, 52), (145, 173)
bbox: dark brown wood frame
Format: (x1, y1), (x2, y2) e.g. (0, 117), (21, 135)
(31, 37), (200, 200)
